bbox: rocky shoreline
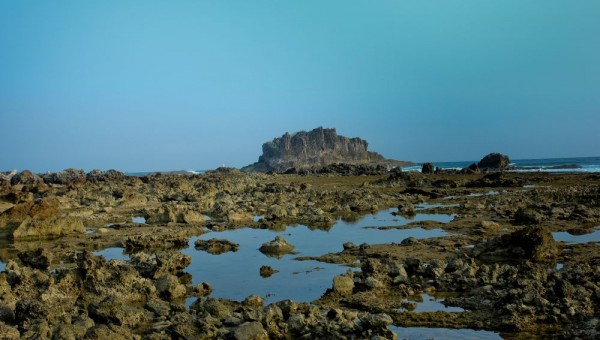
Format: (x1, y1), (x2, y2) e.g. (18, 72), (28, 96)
(0, 168), (599, 338)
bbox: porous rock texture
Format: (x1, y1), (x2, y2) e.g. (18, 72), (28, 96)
(242, 127), (413, 172)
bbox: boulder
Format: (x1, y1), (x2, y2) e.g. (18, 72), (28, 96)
(421, 162), (435, 174)
(478, 152), (510, 170)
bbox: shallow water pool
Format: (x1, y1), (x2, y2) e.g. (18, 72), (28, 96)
(390, 326), (502, 340)
(184, 209), (452, 304)
(553, 227), (600, 244)
(398, 294), (464, 313)
(94, 247), (129, 261)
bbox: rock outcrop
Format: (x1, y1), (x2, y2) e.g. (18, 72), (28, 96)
(478, 152), (510, 170)
(242, 127), (413, 172)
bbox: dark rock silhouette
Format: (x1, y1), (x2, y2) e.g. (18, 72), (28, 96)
(478, 152), (510, 170)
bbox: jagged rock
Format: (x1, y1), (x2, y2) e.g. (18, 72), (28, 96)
(332, 274), (354, 296)
(242, 127), (412, 172)
(360, 313), (393, 328)
(86, 169), (125, 182)
(478, 152), (510, 170)
(125, 234), (189, 251)
(393, 203), (416, 217)
(0, 196), (84, 239)
(17, 248), (52, 270)
(12, 216), (84, 239)
(226, 211), (253, 223)
(194, 238), (239, 254)
(242, 295), (264, 308)
(259, 236), (294, 255)
(10, 170), (43, 186)
(514, 207), (545, 224)
(259, 265), (279, 278)
(421, 162), (435, 174)
(155, 274), (186, 300)
(285, 163), (390, 176)
(88, 296), (149, 327)
(474, 226), (560, 262)
(0, 170), (17, 183)
(146, 204), (205, 224)
(41, 168), (86, 185)
(0, 322), (20, 339)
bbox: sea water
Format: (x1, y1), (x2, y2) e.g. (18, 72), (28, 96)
(183, 208), (453, 304)
(404, 156), (600, 173)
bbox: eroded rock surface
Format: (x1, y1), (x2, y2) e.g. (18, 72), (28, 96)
(242, 127), (413, 172)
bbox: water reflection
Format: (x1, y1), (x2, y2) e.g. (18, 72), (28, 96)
(184, 209), (452, 304)
(553, 227), (600, 244)
(93, 247), (129, 261)
(398, 294), (464, 313)
(390, 326), (501, 340)
(132, 216), (146, 224)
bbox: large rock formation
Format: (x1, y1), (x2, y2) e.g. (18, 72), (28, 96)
(242, 127), (413, 172)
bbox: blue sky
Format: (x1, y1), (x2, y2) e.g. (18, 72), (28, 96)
(1, 1), (599, 172)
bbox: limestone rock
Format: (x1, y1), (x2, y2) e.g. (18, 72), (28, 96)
(10, 170), (43, 186)
(259, 236), (294, 255)
(475, 226), (560, 262)
(194, 238), (240, 254)
(155, 274), (186, 300)
(242, 127), (412, 172)
(233, 321), (268, 340)
(332, 275), (354, 296)
(259, 265), (279, 278)
(41, 168), (86, 185)
(12, 216), (84, 239)
(86, 169), (125, 182)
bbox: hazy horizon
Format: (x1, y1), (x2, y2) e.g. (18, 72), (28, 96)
(2, 1), (599, 172)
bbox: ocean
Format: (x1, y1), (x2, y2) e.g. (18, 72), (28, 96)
(125, 157), (600, 176)
(403, 156), (600, 173)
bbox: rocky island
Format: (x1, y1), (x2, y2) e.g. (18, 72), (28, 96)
(242, 127), (414, 173)
(0, 133), (599, 339)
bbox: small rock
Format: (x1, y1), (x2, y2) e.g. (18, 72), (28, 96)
(155, 275), (186, 300)
(332, 275), (354, 296)
(194, 238), (240, 255)
(343, 242), (358, 250)
(259, 236), (294, 255)
(259, 265), (279, 278)
(242, 295), (264, 308)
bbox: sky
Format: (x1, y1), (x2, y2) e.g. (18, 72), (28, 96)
(1, 1), (599, 172)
